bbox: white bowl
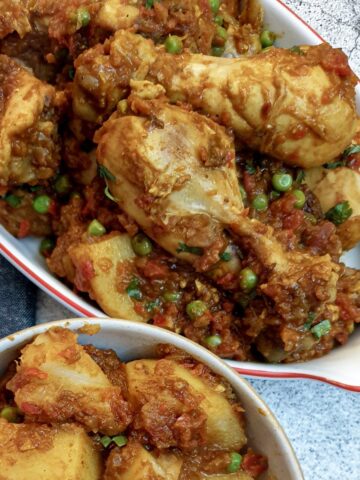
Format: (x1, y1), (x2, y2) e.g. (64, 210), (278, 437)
(0, 0), (359, 391)
(0, 317), (303, 479)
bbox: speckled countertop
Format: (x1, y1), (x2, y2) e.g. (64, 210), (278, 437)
(36, 1), (360, 479)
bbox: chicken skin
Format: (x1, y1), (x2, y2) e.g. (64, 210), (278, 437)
(75, 30), (357, 167)
(0, 55), (60, 195)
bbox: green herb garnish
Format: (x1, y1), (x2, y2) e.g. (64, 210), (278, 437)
(219, 251), (232, 262)
(303, 312), (316, 331)
(98, 164), (116, 182)
(325, 201), (352, 225)
(324, 160), (345, 169)
(126, 278), (142, 300)
(146, 298), (161, 312)
(100, 435), (127, 448)
(104, 185), (117, 202)
(176, 242), (203, 255)
(343, 145), (360, 157)
(310, 319), (331, 340)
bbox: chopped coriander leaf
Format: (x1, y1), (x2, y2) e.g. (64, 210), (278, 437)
(112, 435), (127, 447)
(295, 169), (305, 184)
(211, 46), (225, 57)
(5, 194), (22, 208)
(100, 436), (112, 448)
(303, 312), (316, 331)
(176, 242), (203, 255)
(324, 160), (345, 169)
(311, 319), (331, 339)
(98, 164), (116, 182)
(289, 46), (304, 55)
(245, 163), (256, 174)
(126, 278), (142, 300)
(104, 185), (117, 202)
(219, 251), (232, 262)
(146, 298), (161, 312)
(145, 0), (154, 7)
(343, 144), (360, 157)
(325, 201), (352, 225)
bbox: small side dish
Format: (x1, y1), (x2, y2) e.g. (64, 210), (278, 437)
(0, 327), (268, 479)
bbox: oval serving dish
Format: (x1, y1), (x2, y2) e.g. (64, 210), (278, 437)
(0, 0), (359, 391)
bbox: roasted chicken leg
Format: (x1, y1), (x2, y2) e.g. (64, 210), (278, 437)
(76, 30), (357, 167)
(95, 91), (339, 324)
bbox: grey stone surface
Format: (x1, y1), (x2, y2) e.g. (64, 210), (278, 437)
(36, 2), (360, 479)
(282, 0), (360, 75)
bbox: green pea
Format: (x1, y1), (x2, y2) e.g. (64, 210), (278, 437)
(252, 194), (268, 211)
(205, 334), (222, 348)
(214, 15), (223, 25)
(77, 7), (91, 27)
(227, 452), (243, 473)
(39, 238), (55, 257)
(272, 172), (293, 192)
(186, 300), (207, 320)
(239, 267), (258, 291)
(87, 219), (106, 236)
(211, 46), (225, 57)
(54, 174), (71, 195)
(292, 189), (306, 209)
(163, 291), (181, 303)
(131, 233), (153, 256)
(32, 195), (52, 214)
(216, 25), (228, 41)
(5, 194), (22, 208)
(209, 0), (220, 14)
(165, 35), (183, 54)
(112, 435), (127, 447)
(0, 406), (20, 423)
(260, 30), (275, 48)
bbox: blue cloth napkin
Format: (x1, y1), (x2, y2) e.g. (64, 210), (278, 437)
(0, 256), (36, 337)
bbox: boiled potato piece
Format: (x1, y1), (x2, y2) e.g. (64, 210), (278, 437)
(7, 327), (131, 435)
(0, 419), (101, 480)
(69, 233), (144, 321)
(305, 166), (360, 249)
(103, 441), (182, 480)
(126, 359), (246, 450)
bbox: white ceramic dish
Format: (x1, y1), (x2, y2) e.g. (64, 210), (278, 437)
(0, 0), (359, 391)
(0, 317), (304, 479)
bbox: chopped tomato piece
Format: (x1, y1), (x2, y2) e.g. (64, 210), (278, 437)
(242, 451), (268, 477)
(18, 220), (30, 238)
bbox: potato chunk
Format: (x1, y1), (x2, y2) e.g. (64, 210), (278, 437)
(0, 55), (60, 194)
(126, 359), (246, 450)
(305, 166), (360, 249)
(0, 419), (102, 480)
(68, 233), (144, 321)
(7, 327), (132, 435)
(104, 441), (182, 480)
